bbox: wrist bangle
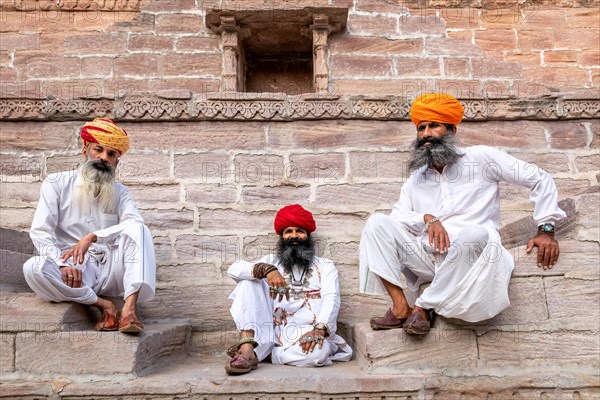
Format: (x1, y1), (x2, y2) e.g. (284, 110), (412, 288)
(425, 217), (439, 230)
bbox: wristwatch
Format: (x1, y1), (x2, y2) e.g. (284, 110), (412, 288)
(538, 223), (555, 235)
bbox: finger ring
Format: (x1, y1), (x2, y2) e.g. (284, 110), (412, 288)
(269, 286), (276, 292)
(277, 287), (288, 295)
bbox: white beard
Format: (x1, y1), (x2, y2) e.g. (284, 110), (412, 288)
(74, 159), (117, 213)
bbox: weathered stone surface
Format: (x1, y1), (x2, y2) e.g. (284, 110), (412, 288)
(316, 183), (402, 208)
(0, 207), (35, 230)
(354, 323), (478, 372)
(289, 153), (346, 184)
(198, 208), (273, 232)
(0, 250), (32, 291)
(157, 263), (222, 289)
(575, 154), (600, 174)
(0, 333), (15, 372)
(128, 183), (181, 204)
(233, 154), (286, 184)
(15, 324), (188, 375)
(478, 330), (600, 369)
(175, 234), (239, 263)
(240, 234), (279, 264)
(1, 293), (93, 332)
(458, 121), (547, 148)
(185, 183), (238, 204)
(241, 184), (311, 205)
(141, 207), (194, 231)
(0, 381), (53, 398)
(506, 151), (570, 175)
(349, 151), (411, 180)
(545, 277), (600, 321)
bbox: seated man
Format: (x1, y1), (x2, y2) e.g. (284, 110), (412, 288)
(360, 93), (566, 334)
(226, 204), (352, 375)
(23, 118), (156, 333)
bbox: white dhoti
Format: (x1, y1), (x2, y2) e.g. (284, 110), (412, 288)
(359, 214), (514, 322)
(229, 279), (352, 366)
(23, 222), (156, 305)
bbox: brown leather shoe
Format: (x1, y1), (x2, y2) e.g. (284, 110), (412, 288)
(118, 313), (144, 334)
(225, 353), (259, 375)
(370, 308), (408, 330)
(403, 307), (433, 335)
(95, 310), (119, 331)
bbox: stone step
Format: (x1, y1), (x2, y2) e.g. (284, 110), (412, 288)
(3, 324), (189, 376)
(0, 250), (32, 292)
(1, 355), (598, 399)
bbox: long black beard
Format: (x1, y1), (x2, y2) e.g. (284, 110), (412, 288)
(408, 133), (462, 171)
(276, 235), (315, 272)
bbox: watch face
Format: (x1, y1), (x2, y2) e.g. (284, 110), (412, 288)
(542, 223), (554, 233)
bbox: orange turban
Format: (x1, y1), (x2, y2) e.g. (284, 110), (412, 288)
(81, 118), (130, 155)
(409, 93), (464, 127)
(274, 204), (317, 235)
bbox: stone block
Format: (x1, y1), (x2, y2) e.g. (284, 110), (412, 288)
(332, 55), (394, 78)
(314, 212), (368, 239)
(129, 35), (175, 52)
(174, 152), (231, 181)
(0, 381), (53, 398)
(398, 15), (446, 36)
(268, 120), (414, 150)
(472, 59), (522, 79)
(0, 155), (42, 181)
(332, 78), (435, 96)
(140, 207), (194, 231)
(354, 323), (478, 372)
(517, 29), (553, 51)
(26, 57), (80, 79)
(554, 28), (600, 51)
(443, 57), (470, 78)
(149, 78), (221, 94)
(153, 235), (172, 263)
(545, 277), (600, 322)
(0, 333), (15, 372)
(581, 49), (600, 67)
(506, 151), (570, 175)
(189, 327), (238, 354)
(142, 0), (197, 12)
(128, 183), (181, 204)
(475, 29), (516, 52)
(330, 36), (422, 55)
(185, 184), (238, 204)
(0, 293), (93, 332)
(114, 53), (161, 77)
(241, 234), (279, 264)
(347, 14), (398, 36)
(425, 37), (484, 57)
(175, 234), (239, 263)
(0, 250), (32, 292)
(545, 121), (589, 149)
(157, 14), (204, 34)
(458, 121), (547, 148)
(0, 33), (39, 51)
(543, 50), (579, 65)
(0, 122), (81, 152)
(575, 154), (600, 174)
(523, 67), (592, 89)
(233, 154), (285, 184)
(15, 324), (188, 375)
(119, 153), (172, 182)
(198, 208), (273, 232)
(0, 208), (35, 231)
(316, 183), (402, 209)
(395, 56), (441, 77)
(241, 185), (311, 205)
(478, 330), (600, 369)
(141, 287), (232, 326)
(349, 151), (410, 180)
(176, 37), (220, 52)
(289, 153), (346, 184)
(157, 263), (222, 289)
(0, 182), (41, 204)
(131, 122), (265, 152)
(163, 54), (221, 77)
(80, 56), (113, 76)
(64, 33), (127, 55)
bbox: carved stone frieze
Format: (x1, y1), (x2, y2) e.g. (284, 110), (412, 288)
(0, 96), (597, 121)
(3, 0), (141, 11)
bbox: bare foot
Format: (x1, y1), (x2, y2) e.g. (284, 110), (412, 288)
(94, 297), (118, 317)
(238, 342), (257, 362)
(391, 306), (412, 320)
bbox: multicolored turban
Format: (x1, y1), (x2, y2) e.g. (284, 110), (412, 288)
(274, 204), (317, 235)
(409, 93), (464, 127)
(80, 118), (130, 155)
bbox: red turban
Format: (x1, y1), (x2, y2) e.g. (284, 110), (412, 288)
(81, 118), (130, 155)
(274, 204), (316, 235)
(409, 93), (464, 127)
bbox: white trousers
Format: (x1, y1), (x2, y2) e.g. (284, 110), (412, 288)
(229, 280), (347, 367)
(23, 222), (156, 305)
(359, 214), (513, 322)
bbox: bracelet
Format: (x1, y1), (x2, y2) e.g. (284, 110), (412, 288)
(264, 265), (278, 277)
(251, 262), (275, 279)
(425, 217), (439, 231)
(313, 322), (330, 337)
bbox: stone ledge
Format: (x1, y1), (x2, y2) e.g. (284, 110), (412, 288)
(1, 355), (598, 399)
(0, 96), (598, 121)
(13, 323), (188, 375)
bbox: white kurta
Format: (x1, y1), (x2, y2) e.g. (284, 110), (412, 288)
(360, 145), (566, 321)
(228, 254), (352, 366)
(23, 171), (156, 304)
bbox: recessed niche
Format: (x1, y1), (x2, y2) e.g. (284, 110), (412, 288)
(206, 8), (348, 95)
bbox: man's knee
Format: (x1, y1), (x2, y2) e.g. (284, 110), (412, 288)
(457, 226), (488, 246)
(364, 214), (401, 237)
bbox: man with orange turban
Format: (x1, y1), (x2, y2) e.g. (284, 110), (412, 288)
(225, 204), (351, 375)
(359, 93), (566, 335)
(23, 118), (156, 334)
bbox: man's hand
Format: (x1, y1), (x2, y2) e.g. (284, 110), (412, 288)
(526, 233), (560, 270)
(61, 233), (97, 266)
(266, 269), (288, 302)
(59, 266), (82, 288)
(425, 214), (450, 253)
(299, 328), (326, 354)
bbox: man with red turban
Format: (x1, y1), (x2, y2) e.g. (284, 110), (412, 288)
(359, 93), (566, 334)
(23, 118), (156, 334)
(225, 204), (351, 375)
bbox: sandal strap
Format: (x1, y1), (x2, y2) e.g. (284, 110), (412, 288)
(226, 337), (259, 357)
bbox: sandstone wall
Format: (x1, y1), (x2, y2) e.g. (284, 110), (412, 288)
(0, 0), (598, 351)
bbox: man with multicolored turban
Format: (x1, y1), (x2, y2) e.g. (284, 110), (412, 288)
(225, 204), (352, 375)
(359, 93), (566, 334)
(23, 118), (156, 334)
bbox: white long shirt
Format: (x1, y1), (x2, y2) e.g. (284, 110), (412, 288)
(391, 145), (566, 243)
(30, 171), (145, 267)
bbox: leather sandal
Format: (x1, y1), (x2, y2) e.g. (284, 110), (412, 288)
(95, 310), (119, 331)
(370, 308), (408, 330)
(118, 313), (144, 334)
(226, 337), (259, 358)
(225, 352), (259, 375)
(403, 307), (435, 335)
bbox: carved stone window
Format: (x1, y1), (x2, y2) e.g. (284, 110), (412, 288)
(206, 8), (347, 95)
